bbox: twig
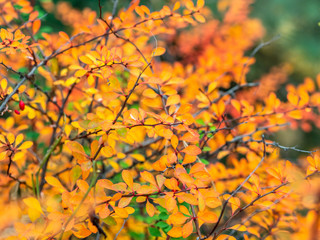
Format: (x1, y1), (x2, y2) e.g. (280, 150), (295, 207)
(208, 135), (266, 238)
(114, 218), (127, 240)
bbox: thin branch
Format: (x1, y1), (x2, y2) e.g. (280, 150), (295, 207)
(113, 218), (127, 240)
(208, 135), (266, 238)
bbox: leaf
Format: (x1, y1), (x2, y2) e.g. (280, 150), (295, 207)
(197, 0), (205, 8)
(146, 199), (155, 217)
(118, 197), (133, 208)
(77, 179), (89, 193)
(216, 235), (236, 240)
(198, 210), (217, 223)
(198, 192), (206, 211)
(122, 170), (133, 189)
(23, 197), (43, 220)
(59, 31), (70, 41)
(79, 55), (94, 65)
(45, 176), (66, 191)
(194, 13), (206, 23)
(141, 171), (157, 186)
(103, 216), (117, 226)
(178, 193), (198, 205)
(181, 145), (202, 156)
(168, 212), (188, 225)
(75, 69), (88, 77)
(229, 224), (247, 232)
(131, 153), (145, 162)
(149, 227), (162, 237)
(166, 94), (180, 106)
(17, 141), (33, 150)
(71, 165), (82, 182)
(114, 207), (129, 218)
(32, 19), (41, 34)
(152, 47), (166, 57)
(15, 134), (24, 146)
(168, 226), (182, 238)
(182, 220), (193, 238)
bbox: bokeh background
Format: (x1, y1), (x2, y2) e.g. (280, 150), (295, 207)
(37, 0), (320, 157)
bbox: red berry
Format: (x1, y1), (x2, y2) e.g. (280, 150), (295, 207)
(19, 100), (25, 111)
(14, 110), (20, 115)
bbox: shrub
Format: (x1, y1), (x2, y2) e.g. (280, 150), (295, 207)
(0, 0), (319, 239)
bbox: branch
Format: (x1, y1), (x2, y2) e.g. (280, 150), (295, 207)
(208, 135), (266, 238)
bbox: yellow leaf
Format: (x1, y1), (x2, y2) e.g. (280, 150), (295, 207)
(146, 200), (155, 217)
(197, 0), (205, 8)
(15, 134), (24, 146)
(122, 170), (133, 189)
(79, 55), (94, 65)
(7, 133), (15, 145)
(23, 197), (43, 214)
(45, 176), (66, 191)
(27, 208), (41, 222)
(75, 69), (87, 77)
(18, 141), (33, 150)
(216, 235), (236, 240)
(131, 153), (145, 162)
(198, 192), (206, 211)
(229, 224), (247, 232)
(152, 47), (166, 57)
(114, 207), (128, 218)
(194, 13), (206, 23)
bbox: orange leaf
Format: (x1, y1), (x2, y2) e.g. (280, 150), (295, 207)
(141, 171), (157, 186)
(168, 212), (188, 225)
(32, 19), (41, 34)
(146, 199), (155, 217)
(198, 210), (218, 223)
(166, 94), (180, 106)
(168, 226), (183, 238)
(122, 170), (133, 189)
(181, 145), (202, 156)
(59, 31), (70, 41)
(182, 220), (193, 238)
(77, 179), (89, 193)
(118, 197), (132, 208)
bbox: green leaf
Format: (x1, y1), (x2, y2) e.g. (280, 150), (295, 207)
(159, 212), (169, 220)
(116, 128), (127, 137)
(196, 119), (205, 126)
(148, 227), (161, 237)
(200, 158), (209, 165)
(202, 147), (211, 152)
(210, 126), (216, 131)
(71, 165), (82, 182)
(157, 205), (167, 213)
(103, 216), (117, 226)
(156, 221), (169, 229)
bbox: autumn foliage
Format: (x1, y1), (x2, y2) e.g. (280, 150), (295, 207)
(0, 0), (320, 239)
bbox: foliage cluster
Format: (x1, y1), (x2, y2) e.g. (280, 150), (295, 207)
(0, 0), (319, 239)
